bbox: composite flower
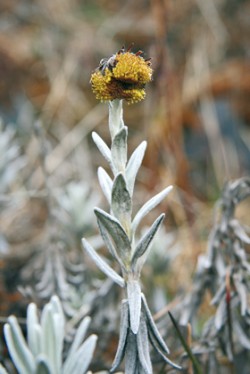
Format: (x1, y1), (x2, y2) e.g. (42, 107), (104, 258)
(90, 47), (153, 104)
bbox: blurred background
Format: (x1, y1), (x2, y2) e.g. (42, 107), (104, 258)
(0, 0), (249, 370)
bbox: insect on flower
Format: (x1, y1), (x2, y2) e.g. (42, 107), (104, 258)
(91, 45), (153, 104)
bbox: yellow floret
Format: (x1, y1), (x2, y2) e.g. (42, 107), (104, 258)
(90, 49), (152, 104)
(113, 52), (152, 84)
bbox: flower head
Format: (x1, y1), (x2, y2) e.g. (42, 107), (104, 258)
(90, 46), (152, 104)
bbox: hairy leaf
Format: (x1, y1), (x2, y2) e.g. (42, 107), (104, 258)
(142, 294), (169, 354)
(124, 331), (138, 374)
(64, 316), (91, 371)
(35, 358), (51, 374)
(97, 167), (112, 204)
(132, 186), (173, 235)
(111, 301), (129, 372)
(4, 317), (35, 374)
(94, 207), (131, 260)
(111, 127), (128, 173)
(27, 303), (41, 357)
(127, 279), (141, 334)
(131, 214), (165, 273)
(137, 314), (152, 374)
(126, 141), (147, 196)
(92, 132), (112, 166)
(82, 238), (125, 287)
(97, 219), (126, 272)
(111, 173), (132, 229)
(63, 335), (97, 374)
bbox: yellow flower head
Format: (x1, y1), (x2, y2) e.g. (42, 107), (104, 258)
(90, 46), (153, 104)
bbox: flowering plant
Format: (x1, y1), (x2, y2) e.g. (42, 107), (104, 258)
(82, 47), (181, 373)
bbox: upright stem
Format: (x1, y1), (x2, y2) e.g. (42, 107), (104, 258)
(109, 100), (125, 140)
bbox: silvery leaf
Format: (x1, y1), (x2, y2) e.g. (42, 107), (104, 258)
(97, 219), (126, 272)
(141, 294), (169, 354)
(124, 331), (138, 374)
(132, 186), (173, 235)
(94, 208), (131, 260)
(51, 309), (64, 371)
(0, 364), (9, 374)
(210, 283), (226, 305)
(234, 320), (250, 349)
(214, 298), (226, 330)
(40, 303), (64, 373)
(64, 316), (91, 370)
(111, 173), (132, 229)
(35, 357), (51, 374)
(62, 335), (97, 374)
(126, 141), (147, 196)
(109, 100), (124, 140)
(127, 279), (141, 334)
(82, 238), (125, 288)
(4, 317), (35, 374)
(233, 274), (247, 316)
(110, 300), (129, 372)
(97, 167), (112, 204)
(111, 127), (128, 173)
(137, 314), (152, 374)
(132, 214), (165, 273)
(148, 334), (182, 371)
(92, 132), (112, 167)
(27, 303), (42, 357)
(231, 220), (250, 243)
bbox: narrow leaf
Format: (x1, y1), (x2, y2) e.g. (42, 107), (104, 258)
(136, 314), (152, 374)
(111, 173), (132, 228)
(0, 364), (9, 374)
(40, 304), (62, 373)
(132, 186), (173, 235)
(234, 320), (250, 349)
(111, 301), (129, 372)
(27, 303), (41, 357)
(82, 238), (125, 287)
(65, 317), (91, 365)
(92, 132), (112, 166)
(97, 167), (112, 204)
(124, 331), (138, 373)
(148, 333), (182, 371)
(127, 279), (141, 334)
(141, 294), (169, 354)
(126, 141), (147, 195)
(97, 219), (126, 272)
(111, 127), (128, 173)
(233, 274), (247, 315)
(63, 335), (97, 374)
(94, 208), (131, 260)
(4, 318), (35, 374)
(35, 357), (52, 374)
(231, 220), (250, 244)
(131, 214), (165, 272)
(168, 311), (200, 373)
(214, 298), (226, 330)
